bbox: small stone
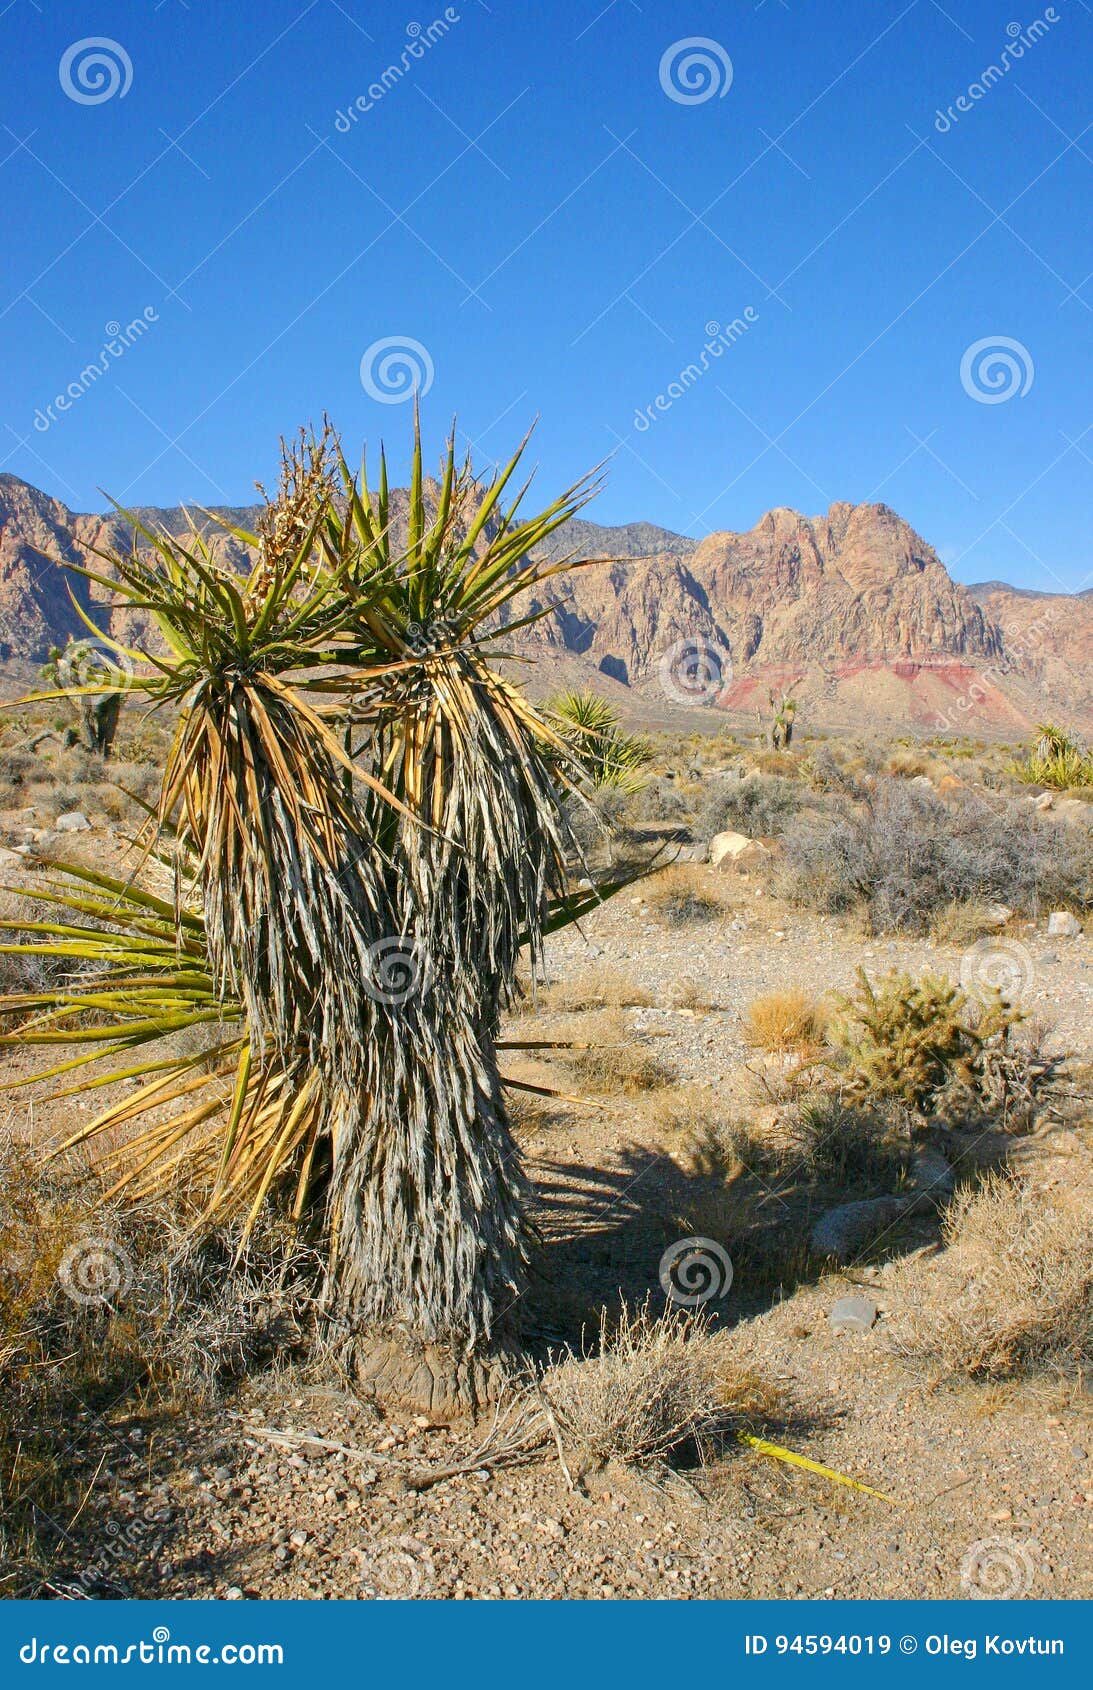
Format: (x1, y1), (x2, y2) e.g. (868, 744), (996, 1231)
(1034, 793), (1055, 812)
(990, 1509), (1013, 1523)
(829, 1294), (879, 1334)
(289, 1528), (309, 1548)
(225, 1586), (244, 1600)
(55, 811), (91, 832)
(1047, 911), (1081, 938)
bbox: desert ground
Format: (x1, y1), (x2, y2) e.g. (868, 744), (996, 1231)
(1, 706), (1090, 1602)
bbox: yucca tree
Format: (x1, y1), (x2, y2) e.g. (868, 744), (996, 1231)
(6, 417), (621, 1410)
(545, 688), (653, 793)
(313, 419), (606, 1405)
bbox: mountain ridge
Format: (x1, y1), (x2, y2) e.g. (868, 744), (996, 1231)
(1, 473), (1090, 733)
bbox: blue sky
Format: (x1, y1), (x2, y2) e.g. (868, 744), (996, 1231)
(1, 0), (1090, 591)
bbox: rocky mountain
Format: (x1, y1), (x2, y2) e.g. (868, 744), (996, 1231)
(1, 471), (1090, 734)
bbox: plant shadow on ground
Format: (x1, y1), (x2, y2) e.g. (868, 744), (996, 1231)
(521, 1123), (1017, 1351)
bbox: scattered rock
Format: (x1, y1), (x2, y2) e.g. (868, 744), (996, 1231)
(1034, 793), (1055, 812)
(905, 1148), (955, 1214)
(984, 904), (1013, 929)
(709, 830), (770, 874)
(811, 1197), (908, 1262)
(1047, 911), (1081, 938)
(55, 811), (91, 832)
(828, 1295), (879, 1334)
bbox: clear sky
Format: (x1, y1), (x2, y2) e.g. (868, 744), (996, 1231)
(1, 0), (1089, 592)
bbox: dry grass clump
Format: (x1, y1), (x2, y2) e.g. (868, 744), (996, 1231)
(744, 988), (827, 1053)
(929, 901), (1003, 947)
(540, 1301), (722, 1466)
(0, 1134), (320, 1588)
(901, 1173), (1093, 1379)
(645, 864), (732, 926)
(534, 964), (654, 1013)
(562, 1010), (675, 1094)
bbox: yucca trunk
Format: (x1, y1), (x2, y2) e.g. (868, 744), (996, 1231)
(329, 987), (528, 1411)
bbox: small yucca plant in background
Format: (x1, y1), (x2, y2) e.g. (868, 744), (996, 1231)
(1013, 723), (1093, 789)
(545, 688), (653, 793)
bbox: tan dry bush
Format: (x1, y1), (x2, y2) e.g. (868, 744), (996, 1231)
(540, 1301), (722, 1465)
(900, 1172), (1093, 1379)
(929, 901), (1002, 947)
(535, 964), (654, 1013)
(645, 864), (733, 927)
(744, 988), (828, 1053)
(563, 1010), (675, 1095)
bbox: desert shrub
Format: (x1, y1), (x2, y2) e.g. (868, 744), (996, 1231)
(744, 989), (827, 1053)
(627, 776), (689, 824)
(828, 969), (1025, 1118)
(928, 901), (1002, 947)
(693, 774), (805, 841)
(0, 1136), (320, 1587)
(540, 1302), (722, 1465)
(646, 864), (730, 925)
(792, 1092), (912, 1186)
(776, 779), (1093, 931)
(567, 1013), (675, 1094)
(535, 964), (653, 1013)
(901, 1173), (1093, 1379)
